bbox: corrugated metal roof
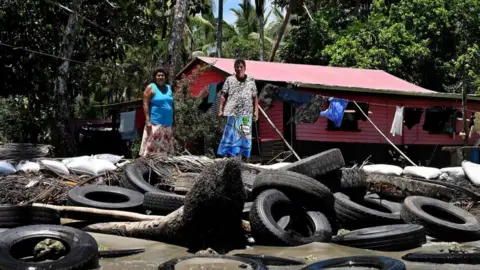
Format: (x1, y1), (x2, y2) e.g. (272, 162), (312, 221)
(195, 57), (437, 94)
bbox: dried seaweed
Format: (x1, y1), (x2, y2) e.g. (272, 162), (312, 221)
(0, 174), (70, 205)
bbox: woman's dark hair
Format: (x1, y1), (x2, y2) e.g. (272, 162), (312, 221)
(234, 58), (246, 67)
(152, 67), (168, 82)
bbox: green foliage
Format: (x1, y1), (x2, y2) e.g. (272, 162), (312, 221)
(174, 67), (225, 157)
(223, 36), (273, 60)
(281, 0), (480, 93)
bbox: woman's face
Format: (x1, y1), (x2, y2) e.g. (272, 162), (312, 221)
(155, 72), (166, 85)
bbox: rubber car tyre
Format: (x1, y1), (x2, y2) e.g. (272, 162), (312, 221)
(334, 193), (402, 230)
(173, 173), (198, 195)
(400, 196), (480, 241)
(339, 168), (368, 197)
(157, 255), (267, 270)
(252, 170), (334, 211)
(364, 193), (402, 213)
(402, 252), (480, 264)
(249, 189), (332, 246)
(143, 192), (185, 214)
(281, 148), (345, 184)
(0, 225), (99, 270)
(332, 224), (426, 251)
(0, 205), (60, 228)
(301, 256), (406, 270)
(233, 254), (304, 266)
(125, 162), (166, 194)
(68, 185), (144, 211)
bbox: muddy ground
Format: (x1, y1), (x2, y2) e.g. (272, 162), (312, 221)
(94, 232), (480, 270)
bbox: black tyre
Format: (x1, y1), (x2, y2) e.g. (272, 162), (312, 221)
(250, 189), (332, 246)
(301, 256), (406, 270)
(339, 168), (368, 197)
(0, 225), (99, 270)
(282, 148), (345, 183)
(401, 196), (480, 241)
(173, 173), (198, 195)
(402, 252), (480, 264)
(334, 193), (402, 230)
(252, 170), (334, 211)
(157, 255), (267, 270)
(364, 193), (402, 213)
(125, 162), (165, 194)
(332, 224), (426, 251)
(233, 254), (304, 266)
(0, 205), (60, 228)
(143, 192), (184, 214)
(68, 185), (144, 211)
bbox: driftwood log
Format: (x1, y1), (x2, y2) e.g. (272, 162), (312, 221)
(83, 158), (247, 252)
(0, 143), (54, 161)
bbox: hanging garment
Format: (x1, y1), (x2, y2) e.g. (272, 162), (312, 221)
(207, 83), (218, 104)
(217, 116), (253, 158)
(278, 88), (313, 108)
(320, 98), (348, 128)
(403, 108), (424, 130)
(292, 95), (326, 124)
(422, 107), (457, 133)
(390, 106), (404, 136)
(471, 112), (480, 134)
(354, 102), (370, 121)
(119, 111), (137, 140)
(259, 84), (280, 108)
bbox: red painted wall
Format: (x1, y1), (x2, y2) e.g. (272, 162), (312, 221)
(182, 64), (225, 97)
(258, 101), (283, 141)
(295, 90), (480, 145)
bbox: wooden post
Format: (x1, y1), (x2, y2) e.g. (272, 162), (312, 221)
(259, 107), (301, 161)
(462, 81), (469, 144)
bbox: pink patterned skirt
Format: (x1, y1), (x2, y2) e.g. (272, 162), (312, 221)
(138, 125), (174, 157)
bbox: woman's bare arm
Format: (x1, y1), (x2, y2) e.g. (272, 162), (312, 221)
(143, 85), (154, 128)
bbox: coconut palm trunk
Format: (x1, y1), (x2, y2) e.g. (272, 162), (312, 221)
(268, 3), (291, 62)
(216, 0), (223, 57)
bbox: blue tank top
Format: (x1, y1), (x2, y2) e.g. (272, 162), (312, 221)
(149, 83), (173, 126)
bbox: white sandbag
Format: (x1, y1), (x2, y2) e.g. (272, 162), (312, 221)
(362, 164), (403, 176)
(116, 160), (133, 168)
(0, 161), (16, 175)
(439, 167), (465, 179)
(40, 160), (70, 176)
(462, 161), (480, 185)
(62, 155), (91, 165)
(94, 154), (123, 164)
(67, 158), (117, 176)
(402, 166), (441, 180)
(15, 161), (40, 174)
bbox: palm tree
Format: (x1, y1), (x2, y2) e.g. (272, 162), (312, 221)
(268, 2), (291, 61)
(266, 6), (292, 42)
(230, 2), (258, 38)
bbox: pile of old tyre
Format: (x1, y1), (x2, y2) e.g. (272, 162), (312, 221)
(246, 148), (480, 252)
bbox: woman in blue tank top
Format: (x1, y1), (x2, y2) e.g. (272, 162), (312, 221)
(138, 67), (175, 157)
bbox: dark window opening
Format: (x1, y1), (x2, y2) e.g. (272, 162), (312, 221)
(326, 102), (361, 132)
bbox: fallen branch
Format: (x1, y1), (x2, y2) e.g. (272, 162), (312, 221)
(32, 203), (163, 221)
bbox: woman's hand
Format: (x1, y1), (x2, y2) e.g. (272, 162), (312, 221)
(218, 110), (223, 117)
(145, 121), (152, 135)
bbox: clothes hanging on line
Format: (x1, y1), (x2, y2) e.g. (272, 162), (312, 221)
(320, 97), (348, 128)
(278, 88), (313, 108)
(403, 108), (424, 130)
(354, 102), (370, 121)
(292, 95), (327, 124)
(207, 83), (218, 104)
(390, 106), (404, 136)
(259, 83), (281, 108)
(422, 107), (457, 134)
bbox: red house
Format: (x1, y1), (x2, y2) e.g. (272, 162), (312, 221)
(178, 57), (480, 167)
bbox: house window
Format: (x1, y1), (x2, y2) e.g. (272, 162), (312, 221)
(326, 102), (361, 131)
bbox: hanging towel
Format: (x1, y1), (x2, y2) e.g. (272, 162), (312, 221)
(320, 97), (348, 128)
(292, 95), (326, 124)
(135, 107), (145, 130)
(259, 84), (280, 107)
(119, 111), (137, 140)
(390, 106), (404, 136)
(404, 108), (424, 130)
